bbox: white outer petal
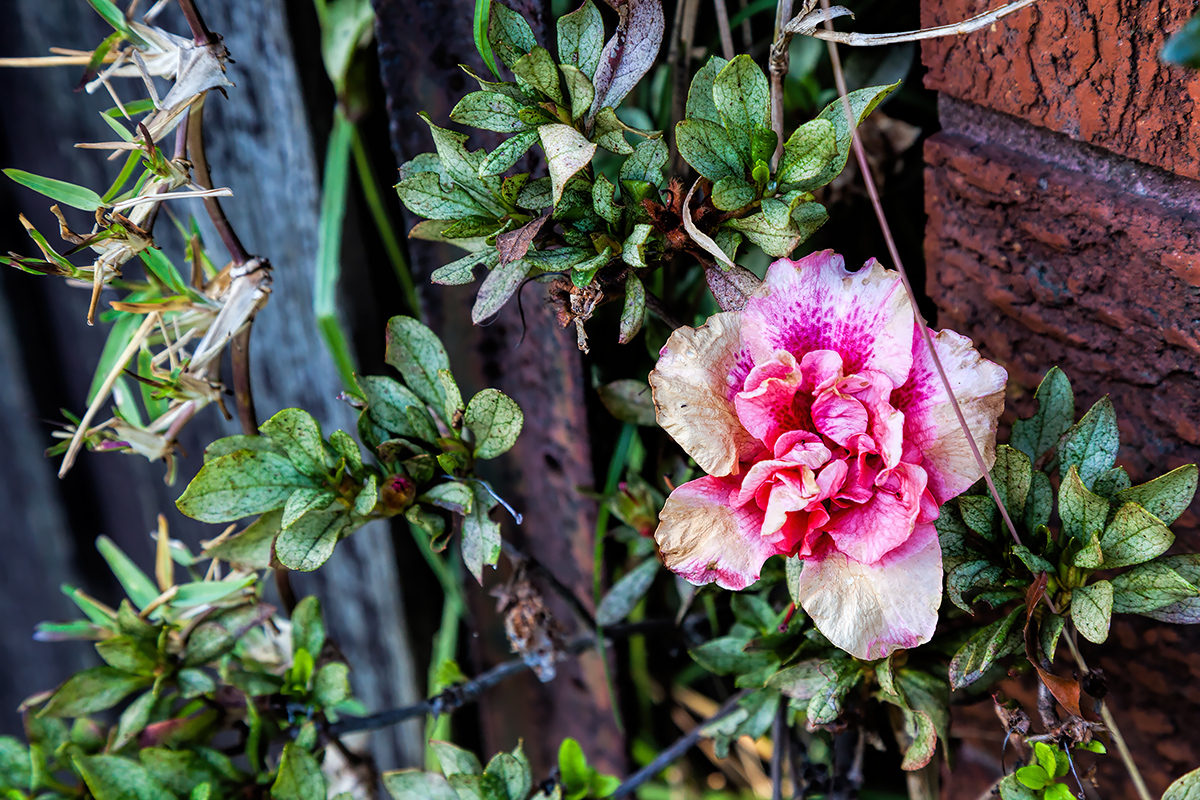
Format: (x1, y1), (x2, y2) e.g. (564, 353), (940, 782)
(795, 523), (942, 660)
(649, 312), (760, 477)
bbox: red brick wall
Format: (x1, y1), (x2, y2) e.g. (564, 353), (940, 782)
(921, 1), (1200, 796)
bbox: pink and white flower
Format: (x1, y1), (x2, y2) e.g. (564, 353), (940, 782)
(649, 251), (1007, 659)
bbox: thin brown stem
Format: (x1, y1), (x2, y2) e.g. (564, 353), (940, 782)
(1063, 630), (1152, 800)
(770, 701), (786, 800)
(176, 0), (216, 46)
(187, 101), (251, 266)
(231, 326), (257, 434)
(817, 0), (1024, 550)
(792, 0), (1040, 46)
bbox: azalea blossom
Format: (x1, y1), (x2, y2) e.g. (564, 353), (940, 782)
(649, 251), (1007, 659)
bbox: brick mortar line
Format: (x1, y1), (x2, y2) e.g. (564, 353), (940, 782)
(936, 95), (1200, 218)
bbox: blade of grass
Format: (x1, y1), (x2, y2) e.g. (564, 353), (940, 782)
(474, 0), (501, 79)
(593, 422), (637, 734)
(349, 125), (422, 320)
(102, 151), (142, 203)
(315, 108), (358, 391)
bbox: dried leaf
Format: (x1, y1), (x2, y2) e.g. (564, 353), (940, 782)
(586, 0), (664, 121)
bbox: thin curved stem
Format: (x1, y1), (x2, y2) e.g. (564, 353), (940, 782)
(793, 0), (1039, 46)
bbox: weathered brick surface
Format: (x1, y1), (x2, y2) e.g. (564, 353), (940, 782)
(921, 0), (1200, 181)
(926, 127), (1200, 797)
(925, 131), (1200, 538)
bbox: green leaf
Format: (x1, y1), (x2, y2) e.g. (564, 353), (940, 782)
(462, 483), (501, 583)
(203, 509), (282, 570)
(285, 601), (323, 672)
(1057, 465), (1109, 544)
(591, 172), (619, 224)
(1114, 464), (1198, 525)
(1039, 612), (1064, 661)
(557, 0), (604, 78)
(329, 430), (363, 474)
(271, 744), (326, 800)
(177, 450), (322, 523)
(384, 316), (453, 415)
(396, 171), (489, 219)
(685, 55), (729, 124)
(465, 388), (524, 459)
(275, 508), (356, 572)
(95, 636), (158, 674)
(420, 482), (475, 516)
(4, 168), (104, 211)
(1024, 469), (1053, 531)
(539, 124), (597, 205)
(112, 688), (157, 750)
(560, 65), (596, 122)
(786, 82), (899, 192)
(353, 474), (379, 516)
(948, 606), (1025, 689)
(1010, 367), (1074, 465)
(711, 54), (771, 168)
(40, 666), (150, 718)
(729, 205), (826, 257)
(1016, 765), (1051, 791)
(558, 739), (588, 791)
(689, 636), (771, 676)
(1162, 12), (1200, 68)
(383, 770), (459, 800)
(619, 273), (646, 343)
(203, 434), (284, 463)
(1163, 765), (1200, 800)
(1111, 561), (1200, 615)
(596, 558), (660, 626)
(710, 176), (757, 211)
(485, 750), (531, 800)
(597, 379), (655, 426)
(1071, 580), (1113, 644)
(592, 106), (635, 154)
(998, 774), (1039, 800)
(418, 114), (505, 213)
(176, 669), (217, 700)
(991, 445), (1032, 519)
(1058, 396), (1119, 490)
(1073, 529), (1103, 569)
(619, 138), (668, 188)
(675, 118), (742, 181)
(260, 409), (329, 478)
(1092, 466), (1131, 498)
(471, 256), (532, 323)
(776, 118), (837, 184)
(513, 46), (563, 104)
(479, 133), (539, 178)
(1100, 501), (1174, 568)
(95, 535), (159, 610)
(357, 375), (437, 442)
(487, 0), (536, 69)
(431, 741), (482, 777)
(75, 755), (173, 800)
(183, 604), (270, 666)
(806, 664), (863, 725)
(140, 248), (191, 297)
(451, 91), (531, 133)
(314, 663), (351, 708)
(946, 559), (1004, 612)
(0, 736), (31, 793)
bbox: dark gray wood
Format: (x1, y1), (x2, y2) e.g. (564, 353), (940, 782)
(0, 0), (422, 771)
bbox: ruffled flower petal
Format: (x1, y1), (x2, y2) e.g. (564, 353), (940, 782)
(891, 327), (1008, 503)
(794, 522), (942, 659)
(650, 312), (761, 477)
(743, 251), (915, 388)
(655, 475), (773, 590)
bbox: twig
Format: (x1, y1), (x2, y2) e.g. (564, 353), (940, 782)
(644, 289), (684, 330)
(176, 0), (217, 46)
(791, 0), (1039, 46)
(187, 101), (252, 266)
(713, 0), (736, 60)
(611, 689), (751, 798)
(1063, 630), (1152, 800)
(771, 701), (786, 800)
(817, 0), (1024, 550)
(327, 624), (671, 736)
(768, 0), (802, 166)
(230, 327), (257, 434)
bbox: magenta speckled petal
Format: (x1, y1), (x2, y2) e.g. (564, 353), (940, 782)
(795, 522), (942, 660)
(826, 462), (928, 564)
(654, 475), (773, 591)
(891, 327), (1008, 503)
(743, 252), (915, 387)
